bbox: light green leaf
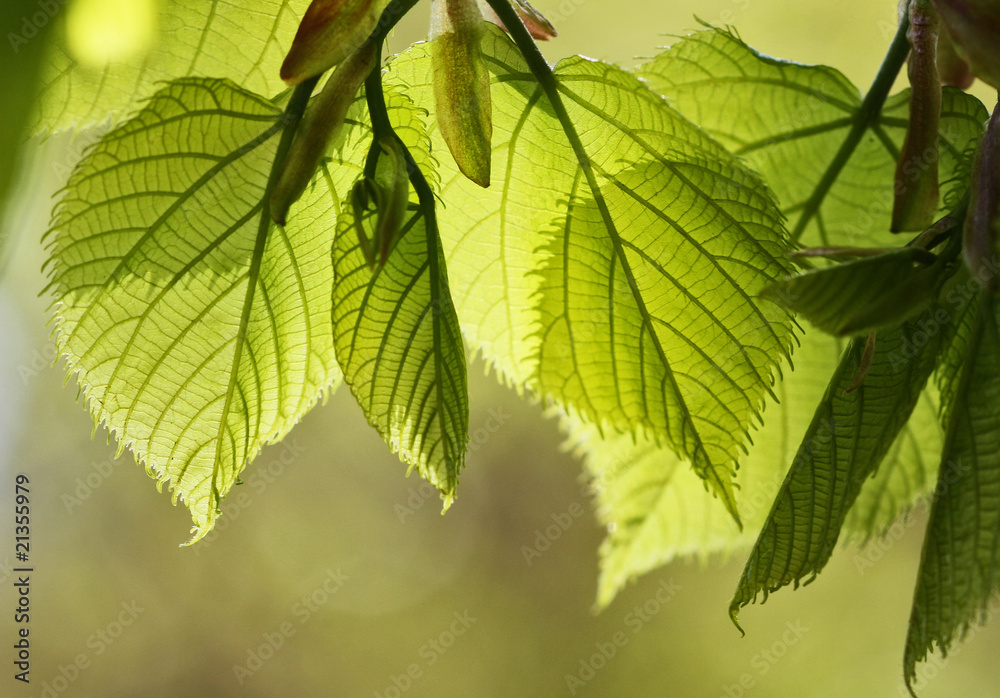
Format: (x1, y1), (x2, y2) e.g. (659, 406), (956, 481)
(35, 0), (307, 135)
(389, 26), (797, 518)
(331, 117), (468, 501)
(904, 286), (1000, 688)
(640, 27), (987, 248)
(43, 77), (386, 542)
(572, 325), (836, 607)
(730, 282), (971, 625)
(763, 248), (941, 337)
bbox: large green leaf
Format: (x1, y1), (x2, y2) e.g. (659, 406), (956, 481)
(730, 279), (972, 624)
(639, 27), (987, 248)
(35, 0), (307, 135)
(904, 287), (1000, 688)
(331, 111), (468, 500)
(388, 27), (797, 518)
(43, 77), (398, 542)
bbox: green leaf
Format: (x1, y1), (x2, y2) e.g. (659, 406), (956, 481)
(389, 26), (797, 518)
(730, 282), (971, 625)
(331, 116), (469, 501)
(43, 77), (386, 542)
(639, 27), (987, 248)
(763, 248), (940, 336)
(35, 0), (307, 135)
(904, 286), (1000, 688)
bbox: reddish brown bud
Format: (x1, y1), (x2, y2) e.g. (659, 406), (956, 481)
(280, 0), (390, 85)
(478, 0), (558, 41)
(964, 102), (1000, 289)
(933, 0), (1000, 88)
(892, 0), (942, 232)
(937, 27), (975, 89)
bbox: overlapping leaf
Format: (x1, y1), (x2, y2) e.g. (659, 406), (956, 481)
(388, 26), (797, 518)
(35, 0), (308, 134)
(731, 278), (974, 623)
(570, 325), (840, 607)
(640, 27), (987, 248)
(43, 77), (409, 541)
(639, 26), (984, 539)
(331, 110), (468, 500)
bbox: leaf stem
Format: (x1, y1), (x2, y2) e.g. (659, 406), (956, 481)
(790, 9), (913, 242)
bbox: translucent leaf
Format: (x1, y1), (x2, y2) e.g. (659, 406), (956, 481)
(389, 26), (797, 518)
(730, 285), (972, 624)
(35, 0), (308, 135)
(640, 25), (971, 536)
(331, 119), (468, 501)
(44, 77), (395, 542)
(573, 326), (841, 608)
(639, 27), (988, 248)
(904, 286), (1000, 688)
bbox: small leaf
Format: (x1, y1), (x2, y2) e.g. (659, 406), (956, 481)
(904, 287), (1000, 688)
(763, 247), (942, 336)
(431, 0), (493, 187)
(331, 138), (469, 499)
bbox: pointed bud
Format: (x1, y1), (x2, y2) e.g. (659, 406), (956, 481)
(280, 0), (390, 85)
(431, 0), (493, 188)
(963, 102), (1000, 289)
(349, 138), (412, 269)
(937, 27), (974, 89)
(477, 0), (557, 41)
(271, 44), (377, 225)
(932, 0), (1000, 88)
(892, 0), (941, 232)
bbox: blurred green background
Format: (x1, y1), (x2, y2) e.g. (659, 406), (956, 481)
(2, 1), (998, 697)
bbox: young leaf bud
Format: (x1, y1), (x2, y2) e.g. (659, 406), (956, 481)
(373, 137), (411, 267)
(477, 0), (558, 41)
(892, 0), (941, 232)
(933, 0), (1000, 88)
(963, 102), (1000, 289)
(270, 44), (377, 226)
(431, 0), (493, 188)
(280, 0), (390, 85)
